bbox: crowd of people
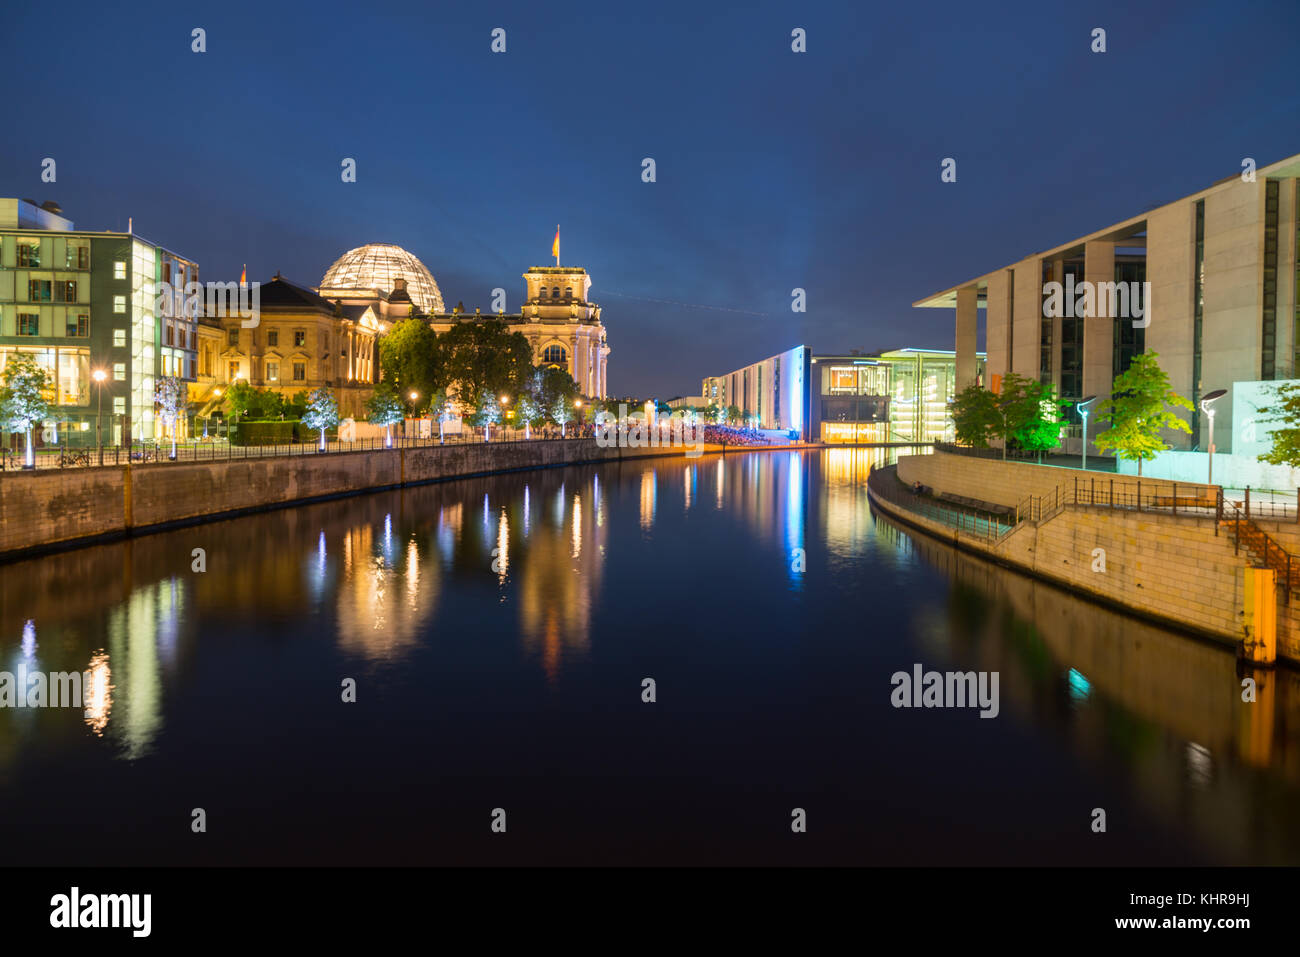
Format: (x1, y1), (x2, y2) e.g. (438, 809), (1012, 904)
(699, 424), (773, 446)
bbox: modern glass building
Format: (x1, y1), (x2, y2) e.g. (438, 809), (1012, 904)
(809, 348), (985, 443)
(0, 198), (199, 448)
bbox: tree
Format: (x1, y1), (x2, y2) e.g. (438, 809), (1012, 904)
(365, 385), (404, 447)
(225, 380), (256, 424)
(1255, 382), (1300, 467)
(536, 366), (579, 422)
(154, 375), (188, 459)
(378, 318), (442, 409)
(302, 387), (339, 451)
(469, 391), (501, 442)
(950, 385), (1001, 448)
(437, 320), (533, 414)
(725, 404), (742, 426)
(1093, 351), (1192, 475)
(1002, 376), (1067, 463)
(515, 393), (540, 439)
(552, 396), (575, 437)
(0, 354), (52, 468)
(427, 388), (452, 443)
(286, 390), (310, 419)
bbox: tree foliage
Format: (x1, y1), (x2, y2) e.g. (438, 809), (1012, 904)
(378, 318), (442, 409)
(1255, 382), (1300, 467)
(436, 320), (532, 414)
(0, 354), (52, 433)
(1092, 351), (1192, 474)
(365, 384), (405, 429)
(950, 384), (1001, 448)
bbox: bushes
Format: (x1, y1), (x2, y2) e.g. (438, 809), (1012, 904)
(231, 419), (337, 446)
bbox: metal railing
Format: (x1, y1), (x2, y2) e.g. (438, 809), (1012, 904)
(0, 429), (598, 471)
(1221, 496), (1298, 604)
(867, 466), (1017, 543)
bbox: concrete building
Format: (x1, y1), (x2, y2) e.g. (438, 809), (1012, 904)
(0, 198), (199, 447)
(915, 152), (1300, 456)
(711, 346), (811, 435)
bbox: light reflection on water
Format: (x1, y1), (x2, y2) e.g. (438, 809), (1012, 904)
(0, 448), (1298, 865)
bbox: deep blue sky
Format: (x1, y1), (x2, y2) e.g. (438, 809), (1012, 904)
(2, 0), (1298, 398)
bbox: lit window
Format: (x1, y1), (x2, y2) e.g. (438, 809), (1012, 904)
(18, 313), (39, 336)
(66, 314), (89, 337)
(294, 330), (306, 347)
(543, 344), (567, 365)
(114, 261), (126, 280)
(267, 361), (279, 382)
(18, 243), (41, 267)
(228, 361), (241, 380)
(113, 396), (125, 414)
(113, 328), (126, 348)
(293, 362), (306, 381)
(113, 295), (126, 313)
(113, 362), (126, 381)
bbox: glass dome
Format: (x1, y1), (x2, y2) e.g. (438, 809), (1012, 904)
(320, 243), (445, 314)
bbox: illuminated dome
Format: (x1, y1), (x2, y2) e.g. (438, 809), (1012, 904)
(320, 243), (445, 314)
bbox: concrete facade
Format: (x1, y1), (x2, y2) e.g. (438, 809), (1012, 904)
(918, 153), (1300, 457)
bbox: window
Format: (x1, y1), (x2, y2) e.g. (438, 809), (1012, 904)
(565, 287), (573, 299)
(28, 280), (52, 302)
(114, 261), (127, 280)
(552, 287), (560, 298)
(113, 362), (126, 381)
(543, 344), (567, 365)
(294, 330), (306, 347)
(267, 360), (280, 382)
(267, 330), (278, 347)
(53, 280), (77, 302)
(113, 396), (125, 414)
(540, 287), (548, 298)
(65, 243), (89, 269)
(164, 324), (173, 346)
(66, 314), (89, 338)
(293, 362), (306, 382)
(228, 361), (241, 380)
(18, 313), (39, 336)
(113, 328), (126, 348)
(18, 243), (40, 267)
(228, 328), (239, 346)
(113, 295), (126, 313)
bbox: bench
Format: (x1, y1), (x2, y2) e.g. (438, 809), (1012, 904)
(1152, 495), (1217, 510)
(935, 491), (1016, 518)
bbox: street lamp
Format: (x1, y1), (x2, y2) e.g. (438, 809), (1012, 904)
(1201, 389), (1227, 485)
(92, 369), (108, 465)
(1076, 395), (1097, 471)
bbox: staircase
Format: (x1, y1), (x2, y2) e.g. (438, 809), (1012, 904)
(1221, 509), (1300, 597)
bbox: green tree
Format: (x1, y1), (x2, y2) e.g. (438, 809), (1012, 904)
(225, 380), (256, 424)
(302, 387), (339, 451)
(536, 366), (579, 421)
(950, 385), (1001, 448)
(437, 320), (533, 413)
(1255, 382), (1300, 467)
(378, 318), (442, 409)
(286, 390), (310, 420)
(1093, 351), (1192, 475)
(365, 385), (405, 446)
(725, 404), (742, 425)
(0, 354), (52, 468)
(1003, 376), (1067, 463)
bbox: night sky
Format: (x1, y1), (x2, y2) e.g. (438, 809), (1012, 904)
(2, 0), (1297, 398)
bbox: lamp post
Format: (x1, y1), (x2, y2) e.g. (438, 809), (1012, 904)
(499, 395), (509, 441)
(92, 368), (108, 465)
(1201, 389), (1226, 486)
(570, 398), (581, 438)
(1076, 395), (1097, 471)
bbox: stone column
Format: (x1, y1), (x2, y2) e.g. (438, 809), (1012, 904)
(955, 285), (978, 392)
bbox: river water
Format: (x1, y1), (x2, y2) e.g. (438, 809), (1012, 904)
(1, 447), (1297, 865)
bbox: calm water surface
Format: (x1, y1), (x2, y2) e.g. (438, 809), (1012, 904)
(2, 448), (1298, 865)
